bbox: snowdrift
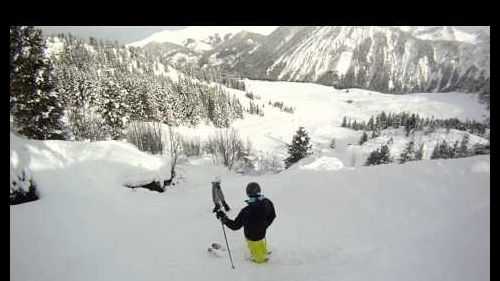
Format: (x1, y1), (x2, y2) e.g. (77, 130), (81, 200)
(10, 133), (489, 281)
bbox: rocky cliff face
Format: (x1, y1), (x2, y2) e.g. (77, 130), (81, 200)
(137, 26), (489, 102)
(231, 26), (489, 96)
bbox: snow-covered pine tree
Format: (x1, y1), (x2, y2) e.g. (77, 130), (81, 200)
(330, 138), (336, 149)
(359, 131), (368, 145)
(10, 26), (66, 140)
(415, 143), (424, 160)
(365, 149), (380, 166)
(379, 144), (392, 164)
(431, 143), (441, 159)
(284, 126), (312, 169)
(458, 134), (470, 158)
(400, 140), (416, 163)
(98, 77), (128, 140)
(371, 127), (381, 138)
(367, 116), (374, 130)
(431, 140), (453, 159)
(366, 144), (392, 165)
(452, 140), (460, 158)
(341, 116), (347, 127)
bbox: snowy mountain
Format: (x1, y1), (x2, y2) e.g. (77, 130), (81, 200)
(231, 26), (489, 96)
(127, 26), (278, 51)
(131, 26), (489, 103)
(397, 26), (489, 44)
(10, 78), (490, 280)
(11, 27), (491, 281)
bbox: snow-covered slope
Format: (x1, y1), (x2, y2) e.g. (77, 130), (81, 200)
(224, 80), (489, 167)
(10, 132), (490, 281)
(11, 79), (489, 281)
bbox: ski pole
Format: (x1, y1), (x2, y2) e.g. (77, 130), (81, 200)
(221, 220), (235, 269)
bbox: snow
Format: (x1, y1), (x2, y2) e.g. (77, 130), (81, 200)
(45, 37), (65, 57)
(336, 51), (353, 76)
(10, 132), (489, 281)
(11, 79), (489, 281)
(299, 156), (344, 171)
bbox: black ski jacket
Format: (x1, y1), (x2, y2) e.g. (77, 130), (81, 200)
(223, 197), (276, 241)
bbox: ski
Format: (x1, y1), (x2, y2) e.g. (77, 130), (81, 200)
(207, 242), (226, 257)
(211, 243), (225, 251)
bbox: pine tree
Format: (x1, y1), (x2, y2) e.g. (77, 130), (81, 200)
(329, 138), (336, 149)
(366, 145), (392, 166)
(458, 134), (470, 158)
(400, 140), (416, 163)
(99, 78), (128, 139)
(379, 144), (392, 164)
(431, 143), (441, 159)
(451, 140), (460, 158)
(439, 140), (453, 159)
(10, 26), (66, 140)
(341, 116), (347, 127)
(284, 126), (312, 169)
(367, 116), (374, 130)
(371, 127), (381, 138)
(415, 143), (424, 160)
(359, 131), (368, 145)
(431, 140), (453, 159)
(365, 149), (380, 166)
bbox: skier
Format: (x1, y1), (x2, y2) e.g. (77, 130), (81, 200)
(215, 182), (276, 263)
(212, 176), (231, 212)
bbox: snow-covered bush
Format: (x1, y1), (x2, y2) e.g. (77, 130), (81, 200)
(10, 168), (38, 205)
(127, 121), (163, 155)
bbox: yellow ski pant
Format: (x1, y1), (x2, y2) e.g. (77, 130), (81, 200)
(246, 238), (268, 263)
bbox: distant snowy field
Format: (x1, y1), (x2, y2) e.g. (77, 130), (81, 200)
(11, 80), (489, 281)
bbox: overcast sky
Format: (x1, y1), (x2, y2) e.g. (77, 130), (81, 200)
(36, 26), (188, 44)
(36, 26), (490, 45)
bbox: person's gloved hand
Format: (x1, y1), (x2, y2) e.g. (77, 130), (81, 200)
(212, 204), (221, 213)
(216, 210), (228, 222)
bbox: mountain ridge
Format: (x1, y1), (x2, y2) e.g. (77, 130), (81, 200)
(134, 26), (489, 102)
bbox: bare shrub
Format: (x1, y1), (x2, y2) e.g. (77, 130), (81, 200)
(127, 121), (163, 155)
(182, 137), (202, 157)
(167, 125), (182, 184)
(204, 128), (246, 170)
(244, 151), (283, 174)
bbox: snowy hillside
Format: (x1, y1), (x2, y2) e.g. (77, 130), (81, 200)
(10, 133), (489, 281)
(11, 77), (490, 281)
(226, 80), (489, 167)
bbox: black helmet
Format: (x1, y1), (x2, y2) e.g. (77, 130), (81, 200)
(246, 182), (261, 197)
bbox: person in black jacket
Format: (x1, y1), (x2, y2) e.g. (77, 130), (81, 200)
(216, 182), (276, 263)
